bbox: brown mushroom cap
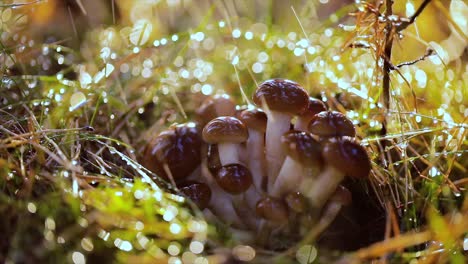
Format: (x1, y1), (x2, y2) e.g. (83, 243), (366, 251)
(285, 192), (309, 213)
(179, 181), (212, 210)
(256, 196), (289, 223)
(215, 164), (253, 194)
(142, 123), (202, 181)
(298, 97), (327, 119)
(308, 111), (356, 138)
(234, 105), (249, 119)
(253, 79), (309, 114)
(238, 108), (267, 132)
(322, 137), (371, 179)
(330, 185), (352, 206)
(281, 130), (323, 167)
(196, 94), (236, 125)
(202, 116), (249, 144)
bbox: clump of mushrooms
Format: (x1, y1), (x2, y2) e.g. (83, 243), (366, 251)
(140, 78), (372, 249)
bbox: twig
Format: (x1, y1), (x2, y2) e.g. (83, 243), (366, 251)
(396, 0), (433, 32)
(342, 211), (468, 263)
(0, 0), (42, 8)
(380, 0), (394, 138)
(391, 48), (434, 70)
(380, 0), (433, 143)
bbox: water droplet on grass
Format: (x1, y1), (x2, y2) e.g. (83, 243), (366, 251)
(69, 92), (87, 112)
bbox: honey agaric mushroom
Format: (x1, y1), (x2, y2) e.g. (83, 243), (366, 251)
(306, 185), (352, 241)
(271, 130), (323, 196)
(256, 196), (289, 224)
(196, 94), (236, 126)
(308, 111), (356, 139)
(238, 107), (267, 191)
(216, 164), (257, 228)
(284, 192), (310, 234)
(203, 116), (249, 166)
(253, 79), (309, 187)
(207, 183), (246, 227)
(179, 181), (212, 210)
(142, 122), (202, 184)
(305, 137), (370, 208)
(215, 163), (253, 195)
(294, 97), (327, 131)
(285, 192), (309, 214)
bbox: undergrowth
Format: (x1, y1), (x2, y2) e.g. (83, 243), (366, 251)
(0, 0), (467, 263)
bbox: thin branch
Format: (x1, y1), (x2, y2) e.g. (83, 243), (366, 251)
(381, 0), (394, 138)
(0, 0), (42, 8)
(396, 0), (433, 32)
(391, 48), (434, 70)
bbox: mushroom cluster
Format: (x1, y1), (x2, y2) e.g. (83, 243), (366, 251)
(141, 79), (371, 248)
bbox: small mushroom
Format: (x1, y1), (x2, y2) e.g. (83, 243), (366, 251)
(179, 181), (212, 210)
(271, 130), (323, 196)
(203, 116), (249, 166)
(294, 97), (327, 131)
(308, 111), (356, 139)
(199, 147), (246, 227)
(215, 163), (253, 195)
(302, 185), (352, 242)
(285, 191), (310, 234)
(304, 136), (370, 208)
(216, 164), (257, 229)
(256, 196), (289, 224)
(142, 122), (202, 184)
(253, 79), (309, 185)
(208, 185), (246, 228)
(238, 107), (267, 191)
(285, 191), (309, 214)
(196, 94), (236, 126)
(201, 167), (245, 227)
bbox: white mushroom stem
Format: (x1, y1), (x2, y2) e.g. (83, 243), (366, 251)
(300, 202), (344, 244)
(218, 143), (240, 165)
(294, 117), (311, 131)
(303, 166), (344, 209)
(265, 110), (291, 188)
(208, 179), (245, 228)
(246, 128), (266, 191)
(271, 157), (304, 196)
(231, 194), (258, 230)
(298, 166), (321, 196)
(245, 186), (262, 211)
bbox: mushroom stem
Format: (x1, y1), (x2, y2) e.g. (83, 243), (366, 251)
(231, 194), (258, 230)
(301, 202), (343, 245)
(246, 129), (266, 191)
(271, 157), (304, 196)
(218, 143), (240, 165)
(303, 166), (344, 209)
(265, 111), (291, 187)
(300, 185), (352, 244)
(208, 180), (245, 228)
(200, 161), (245, 227)
(245, 185), (262, 211)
